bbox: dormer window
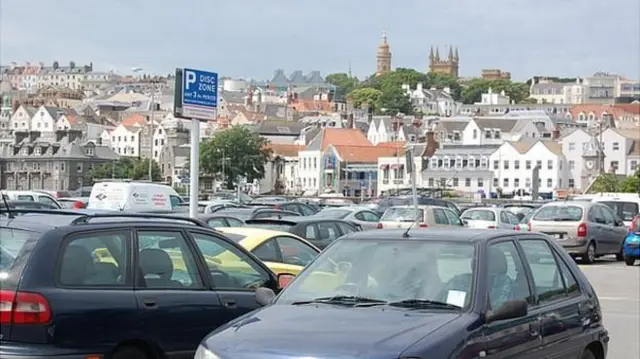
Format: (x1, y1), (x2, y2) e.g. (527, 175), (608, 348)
(86, 147), (95, 156)
(453, 131), (461, 141)
(494, 130), (501, 139)
(34, 147), (42, 155)
(21, 148), (29, 156)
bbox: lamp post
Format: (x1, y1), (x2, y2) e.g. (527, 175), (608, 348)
(132, 67), (157, 182)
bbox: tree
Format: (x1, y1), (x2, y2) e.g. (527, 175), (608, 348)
(87, 158), (162, 183)
(199, 126), (272, 189)
(620, 169), (640, 193)
(589, 173), (620, 193)
(325, 73), (359, 96)
(376, 85), (412, 115)
(460, 78), (530, 104)
(347, 87), (383, 110)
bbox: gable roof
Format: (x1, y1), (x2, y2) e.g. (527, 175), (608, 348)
(306, 128), (371, 151)
(473, 118), (519, 132)
(331, 144), (400, 163)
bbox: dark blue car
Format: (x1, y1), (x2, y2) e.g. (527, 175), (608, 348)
(623, 215), (640, 265)
(0, 210), (291, 359)
(197, 228), (609, 359)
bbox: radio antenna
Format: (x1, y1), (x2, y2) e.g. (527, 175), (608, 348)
(1, 193), (15, 219)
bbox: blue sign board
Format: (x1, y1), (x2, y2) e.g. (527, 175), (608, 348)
(178, 68), (218, 121)
(180, 177), (190, 185)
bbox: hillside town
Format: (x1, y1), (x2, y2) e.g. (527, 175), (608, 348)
(1, 33), (639, 198)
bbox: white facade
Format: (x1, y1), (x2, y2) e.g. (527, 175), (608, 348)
(601, 128), (638, 175)
(9, 106), (33, 130)
(108, 124), (142, 157)
(367, 120), (391, 145)
(461, 120), (521, 145)
(377, 155), (422, 196)
(30, 106), (57, 132)
(152, 125), (167, 162)
(490, 141), (568, 193)
(474, 88), (510, 105)
(560, 129), (592, 189)
(297, 150), (321, 193)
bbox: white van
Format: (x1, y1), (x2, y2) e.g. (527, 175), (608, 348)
(589, 193), (640, 227)
(1, 190), (62, 208)
(87, 182), (184, 212)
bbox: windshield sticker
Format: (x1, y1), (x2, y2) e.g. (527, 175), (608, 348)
(446, 290), (466, 307)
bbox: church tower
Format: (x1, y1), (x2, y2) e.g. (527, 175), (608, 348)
(376, 29), (392, 76)
(429, 45), (460, 78)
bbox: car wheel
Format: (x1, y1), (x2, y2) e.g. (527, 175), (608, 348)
(625, 256), (636, 266)
(581, 243), (596, 264)
(616, 246), (624, 261)
(581, 349), (596, 359)
(111, 346), (148, 359)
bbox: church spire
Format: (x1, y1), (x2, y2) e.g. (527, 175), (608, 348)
(429, 46), (434, 60)
(448, 45), (454, 60)
(455, 47), (459, 61)
(435, 47), (440, 61)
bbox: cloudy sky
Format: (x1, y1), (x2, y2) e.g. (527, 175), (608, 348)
(1, 0), (639, 81)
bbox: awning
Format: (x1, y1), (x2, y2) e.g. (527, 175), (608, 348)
(379, 164), (389, 169)
(390, 164), (404, 170)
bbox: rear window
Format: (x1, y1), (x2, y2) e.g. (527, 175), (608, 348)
(598, 201), (639, 222)
(381, 207), (424, 222)
(0, 228), (38, 272)
(217, 209), (254, 220)
(315, 209), (351, 219)
(533, 206), (583, 221)
(244, 221), (295, 232)
(462, 210), (496, 221)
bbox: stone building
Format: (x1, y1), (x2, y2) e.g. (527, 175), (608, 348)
(429, 46), (460, 79)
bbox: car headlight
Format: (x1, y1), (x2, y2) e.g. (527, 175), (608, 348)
(194, 345), (221, 359)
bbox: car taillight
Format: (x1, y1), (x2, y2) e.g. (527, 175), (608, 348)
(631, 215), (639, 232)
(0, 290), (52, 324)
(527, 222), (532, 232)
(273, 204), (280, 210)
(577, 222), (588, 238)
(72, 201), (84, 209)
(419, 223), (428, 228)
(513, 226), (520, 231)
(376, 223), (383, 229)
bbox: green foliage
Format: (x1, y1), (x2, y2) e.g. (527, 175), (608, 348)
(460, 78), (530, 104)
(325, 73), (359, 98)
(199, 126), (272, 189)
(589, 173), (620, 193)
(620, 169), (640, 193)
(347, 87), (383, 111)
(87, 157), (162, 183)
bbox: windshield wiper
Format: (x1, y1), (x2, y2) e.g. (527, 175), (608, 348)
(291, 295), (387, 306)
(387, 299), (461, 310)
(552, 218), (577, 221)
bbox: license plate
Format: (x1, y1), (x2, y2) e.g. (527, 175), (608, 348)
(554, 234), (563, 239)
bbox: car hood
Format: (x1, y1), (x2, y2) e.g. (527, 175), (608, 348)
(201, 304), (460, 359)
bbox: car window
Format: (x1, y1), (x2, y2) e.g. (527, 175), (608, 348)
(251, 238), (280, 262)
(275, 236), (318, 266)
(534, 206), (583, 221)
(226, 218), (244, 227)
(207, 218), (228, 228)
(519, 239), (567, 304)
(462, 210), (496, 221)
(317, 209), (351, 219)
(58, 230), (129, 287)
(16, 195), (34, 201)
(599, 205), (616, 225)
(506, 212), (521, 225)
(190, 232), (270, 290)
(299, 204), (316, 216)
(554, 251), (580, 296)
(37, 196), (57, 207)
(0, 228), (38, 272)
(433, 208), (449, 225)
(137, 231), (203, 289)
(599, 201), (639, 221)
(381, 207), (424, 222)
(359, 211), (380, 222)
(499, 211), (511, 224)
(317, 222), (339, 241)
(305, 224), (317, 240)
(443, 209), (463, 226)
(487, 241), (532, 310)
(170, 195), (182, 208)
(280, 203), (300, 215)
(336, 221), (358, 235)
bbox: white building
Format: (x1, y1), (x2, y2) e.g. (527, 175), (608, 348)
(474, 88), (510, 105)
(490, 140), (567, 194)
(559, 128), (593, 189)
(402, 83), (457, 116)
(601, 128), (640, 175)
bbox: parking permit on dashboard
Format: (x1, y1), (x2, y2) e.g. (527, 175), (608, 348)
(446, 290), (466, 307)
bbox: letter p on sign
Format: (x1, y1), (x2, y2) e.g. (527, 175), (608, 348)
(185, 70), (196, 90)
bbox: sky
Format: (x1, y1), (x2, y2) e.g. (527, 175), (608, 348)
(1, 0), (639, 81)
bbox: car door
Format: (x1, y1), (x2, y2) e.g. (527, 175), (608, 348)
(518, 238), (586, 359)
(314, 221), (341, 249)
(483, 239), (542, 358)
(354, 210), (380, 230)
(432, 207), (450, 228)
(499, 211), (513, 229)
(586, 206), (607, 255)
(187, 230), (275, 323)
(598, 204), (625, 253)
(335, 221), (360, 236)
(134, 229), (223, 358)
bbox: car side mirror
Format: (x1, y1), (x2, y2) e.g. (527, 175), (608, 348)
(485, 299), (528, 323)
(277, 273), (295, 289)
(462, 219), (469, 225)
(255, 287), (276, 306)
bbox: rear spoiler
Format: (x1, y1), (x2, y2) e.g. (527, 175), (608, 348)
(245, 219), (297, 226)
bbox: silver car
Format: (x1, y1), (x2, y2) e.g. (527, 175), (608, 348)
(460, 207), (520, 229)
(528, 201), (628, 264)
(313, 206), (381, 230)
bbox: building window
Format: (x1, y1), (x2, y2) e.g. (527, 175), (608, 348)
(86, 147), (94, 156)
(452, 177), (459, 186)
(631, 161), (638, 171)
(611, 161), (619, 170)
(514, 160), (520, 170)
(472, 129), (477, 139)
(503, 160), (509, 170)
(493, 178), (499, 187)
(503, 178), (509, 187)
(526, 160), (532, 170)
(21, 148), (28, 156)
(481, 157), (488, 168)
(547, 178), (553, 188)
(613, 142), (619, 150)
(477, 178), (484, 187)
(525, 178), (531, 188)
(568, 178), (575, 188)
(514, 178), (520, 188)
(494, 130), (501, 139)
(77, 163), (83, 173)
(536, 160), (542, 169)
(568, 160), (575, 170)
(428, 178), (434, 187)
(568, 142), (575, 151)
(547, 160), (553, 170)
(493, 160), (499, 170)
(464, 178), (471, 187)
(439, 178), (446, 187)
(34, 147), (41, 155)
(455, 158), (462, 168)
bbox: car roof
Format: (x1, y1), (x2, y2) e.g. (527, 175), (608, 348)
(342, 228), (519, 243)
(248, 216), (344, 224)
(541, 201), (591, 208)
(217, 227), (294, 238)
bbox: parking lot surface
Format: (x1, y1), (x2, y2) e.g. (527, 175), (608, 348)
(579, 259), (639, 359)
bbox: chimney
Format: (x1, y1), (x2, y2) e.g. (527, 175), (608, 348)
(552, 129), (560, 140)
(97, 137), (102, 145)
(416, 83), (423, 91)
(424, 131), (439, 157)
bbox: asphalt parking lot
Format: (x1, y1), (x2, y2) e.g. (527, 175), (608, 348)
(579, 258), (639, 359)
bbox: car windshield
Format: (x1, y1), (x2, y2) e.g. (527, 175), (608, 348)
(380, 207), (424, 222)
(315, 209), (351, 219)
(598, 201), (639, 221)
(521, 210), (535, 224)
(461, 209), (495, 221)
(533, 206), (583, 221)
(276, 239), (476, 308)
(0, 228), (38, 272)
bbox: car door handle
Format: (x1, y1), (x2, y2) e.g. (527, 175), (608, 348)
(222, 298), (236, 308)
(529, 322), (541, 337)
(142, 299), (157, 308)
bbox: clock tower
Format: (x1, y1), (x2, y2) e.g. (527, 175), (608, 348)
(581, 135), (605, 188)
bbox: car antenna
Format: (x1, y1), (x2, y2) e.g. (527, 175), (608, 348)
(402, 211), (421, 238)
(1, 194), (15, 219)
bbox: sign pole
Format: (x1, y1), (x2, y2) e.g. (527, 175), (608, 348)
(189, 119), (200, 218)
(405, 147), (419, 219)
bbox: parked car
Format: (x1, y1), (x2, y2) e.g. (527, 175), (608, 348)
(244, 217), (360, 249)
(198, 200), (244, 214)
(196, 228), (609, 359)
(378, 205), (463, 229)
(590, 194), (640, 228)
(0, 210), (293, 359)
(198, 214), (246, 228)
(461, 207), (520, 229)
(215, 207), (300, 221)
(314, 207), (381, 230)
(528, 201), (628, 264)
(247, 200), (319, 216)
(0, 200), (60, 211)
(623, 214), (640, 266)
(502, 203), (541, 221)
(58, 197), (89, 209)
(1, 190), (62, 209)
(215, 227), (320, 275)
(373, 195), (461, 216)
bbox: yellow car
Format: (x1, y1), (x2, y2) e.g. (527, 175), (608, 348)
(215, 227), (320, 276)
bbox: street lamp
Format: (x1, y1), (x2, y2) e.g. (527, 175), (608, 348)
(132, 67), (157, 182)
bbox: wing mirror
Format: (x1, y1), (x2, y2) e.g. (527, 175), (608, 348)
(255, 287), (276, 306)
(485, 299), (528, 323)
(277, 273), (296, 289)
